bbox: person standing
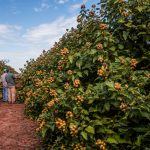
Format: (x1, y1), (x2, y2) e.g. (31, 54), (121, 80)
(5, 69), (16, 104)
(0, 69), (8, 102)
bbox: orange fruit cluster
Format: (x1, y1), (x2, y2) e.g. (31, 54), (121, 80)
(96, 139), (107, 150)
(118, 0), (125, 3)
(85, 42), (92, 48)
(96, 43), (103, 50)
(67, 70), (73, 75)
(75, 95), (84, 104)
(130, 58), (138, 68)
(34, 79), (42, 87)
(119, 102), (128, 111)
(64, 82), (70, 90)
(97, 69), (104, 76)
(61, 48), (69, 56)
(73, 79), (80, 87)
(47, 99), (55, 108)
(97, 65), (108, 77)
(114, 82), (121, 90)
(66, 111), (74, 118)
(122, 11), (129, 17)
(146, 73), (150, 79)
(99, 23), (107, 30)
(49, 89), (57, 97)
(97, 56), (104, 63)
(69, 123), (78, 137)
(57, 65), (63, 70)
(60, 145), (66, 150)
(26, 90), (32, 97)
(74, 144), (86, 150)
(55, 118), (66, 131)
(47, 77), (55, 83)
(89, 11), (95, 17)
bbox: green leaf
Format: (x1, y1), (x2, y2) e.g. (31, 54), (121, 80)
(81, 131), (88, 140)
(105, 81), (114, 89)
(85, 126), (95, 134)
(77, 72), (83, 77)
(107, 137), (118, 144)
(76, 60), (82, 69)
(110, 46), (116, 51)
(92, 120), (102, 126)
(136, 6), (144, 12)
(89, 49), (97, 55)
(135, 135), (142, 146)
(103, 42), (108, 47)
(83, 70), (89, 76)
(104, 128), (115, 134)
(118, 44), (124, 50)
(125, 22), (132, 27)
(41, 127), (47, 138)
(104, 102), (110, 111)
(68, 55), (73, 64)
(93, 56), (98, 63)
(138, 32), (146, 36)
(123, 31), (128, 40)
(118, 17), (125, 23)
(57, 89), (63, 94)
(88, 99), (94, 104)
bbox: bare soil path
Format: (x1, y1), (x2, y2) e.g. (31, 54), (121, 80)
(0, 101), (41, 150)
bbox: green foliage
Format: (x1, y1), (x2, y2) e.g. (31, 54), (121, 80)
(18, 0), (150, 149)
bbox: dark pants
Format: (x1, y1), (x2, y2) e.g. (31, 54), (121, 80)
(2, 87), (8, 101)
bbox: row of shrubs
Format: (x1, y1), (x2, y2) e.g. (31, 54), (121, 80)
(18, 0), (150, 149)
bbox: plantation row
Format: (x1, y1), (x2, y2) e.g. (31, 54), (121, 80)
(17, 0), (150, 149)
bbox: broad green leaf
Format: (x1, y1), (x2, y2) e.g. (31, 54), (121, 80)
(88, 99), (95, 104)
(110, 46), (116, 51)
(83, 70), (89, 76)
(123, 31), (128, 40)
(41, 127), (47, 138)
(85, 126), (95, 134)
(104, 102), (110, 111)
(68, 55), (73, 64)
(106, 137), (118, 144)
(105, 81), (114, 89)
(89, 49), (97, 55)
(118, 17), (125, 23)
(77, 72), (83, 77)
(92, 120), (102, 126)
(135, 135), (142, 146)
(136, 6), (144, 12)
(125, 22), (132, 27)
(76, 60), (82, 69)
(118, 44), (124, 50)
(104, 128), (115, 134)
(81, 131), (88, 140)
(138, 32), (146, 36)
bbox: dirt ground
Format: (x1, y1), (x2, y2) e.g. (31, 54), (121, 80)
(0, 101), (41, 150)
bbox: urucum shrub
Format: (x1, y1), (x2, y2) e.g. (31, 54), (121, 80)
(19, 0), (150, 149)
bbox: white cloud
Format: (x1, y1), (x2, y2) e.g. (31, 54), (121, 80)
(34, 3), (50, 12)
(0, 16), (77, 72)
(82, 0), (88, 3)
(0, 24), (21, 34)
(23, 16), (77, 45)
(55, 0), (68, 4)
(70, 3), (81, 12)
(0, 24), (22, 44)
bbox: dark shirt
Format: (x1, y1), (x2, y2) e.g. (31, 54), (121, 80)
(5, 72), (15, 87)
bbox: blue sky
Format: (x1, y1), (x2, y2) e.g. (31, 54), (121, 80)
(0, 0), (98, 72)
